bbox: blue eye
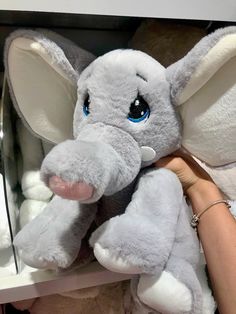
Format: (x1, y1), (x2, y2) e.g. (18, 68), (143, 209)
(128, 95), (150, 123)
(83, 95), (90, 116)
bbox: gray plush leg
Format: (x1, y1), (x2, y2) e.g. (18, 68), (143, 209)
(14, 196), (97, 269)
(137, 256), (203, 314)
(90, 168), (183, 274)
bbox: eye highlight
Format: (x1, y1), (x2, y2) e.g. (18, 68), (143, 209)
(83, 95), (90, 116)
(128, 95), (150, 123)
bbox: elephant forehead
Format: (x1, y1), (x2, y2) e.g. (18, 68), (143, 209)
(77, 49), (167, 109)
(86, 67), (138, 103)
(92, 49), (166, 82)
(84, 59), (166, 108)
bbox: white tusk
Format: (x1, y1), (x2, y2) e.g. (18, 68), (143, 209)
(141, 146), (156, 162)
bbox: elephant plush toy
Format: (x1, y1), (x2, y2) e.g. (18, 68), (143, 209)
(4, 27), (236, 313)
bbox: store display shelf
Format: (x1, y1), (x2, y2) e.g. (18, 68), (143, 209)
(0, 262), (132, 304)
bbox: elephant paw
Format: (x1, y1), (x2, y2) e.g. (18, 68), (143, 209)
(94, 243), (142, 274)
(90, 215), (160, 274)
(15, 238), (77, 270)
(14, 227), (78, 270)
(137, 271), (193, 313)
(17, 248), (64, 270)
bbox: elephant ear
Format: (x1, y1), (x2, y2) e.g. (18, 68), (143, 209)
(4, 29), (95, 144)
(167, 26), (236, 168)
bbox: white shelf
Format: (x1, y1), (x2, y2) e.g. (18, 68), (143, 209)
(0, 262), (132, 304)
(0, 0), (236, 22)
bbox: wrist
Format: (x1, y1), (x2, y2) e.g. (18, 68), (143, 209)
(187, 179), (218, 196)
(186, 179), (223, 215)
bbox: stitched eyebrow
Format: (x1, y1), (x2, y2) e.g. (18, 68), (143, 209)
(136, 73), (147, 82)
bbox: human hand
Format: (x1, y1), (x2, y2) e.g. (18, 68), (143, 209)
(155, 149), (214, 195)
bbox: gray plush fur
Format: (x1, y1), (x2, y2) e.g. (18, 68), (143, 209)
(14, 48), (207, 313)
(167, 26), (236, 105)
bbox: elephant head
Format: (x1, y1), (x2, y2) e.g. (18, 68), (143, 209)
(39, 49), (182, 202)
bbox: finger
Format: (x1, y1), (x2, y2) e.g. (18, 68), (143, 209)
(155, 156), (175, 167)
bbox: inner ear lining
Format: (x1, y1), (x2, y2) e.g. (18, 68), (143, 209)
(136, 73), (147, 82)
(177, 33), (236, 104)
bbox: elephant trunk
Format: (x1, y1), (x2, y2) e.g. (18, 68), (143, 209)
(41, 123), (141, 203)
